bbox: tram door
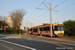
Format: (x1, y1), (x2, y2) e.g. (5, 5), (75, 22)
(39, 28), (43, 36)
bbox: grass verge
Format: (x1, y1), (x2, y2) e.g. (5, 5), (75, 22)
(64, 35), (75, 39)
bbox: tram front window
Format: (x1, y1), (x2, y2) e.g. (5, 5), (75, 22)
(55, 26), (64, 31)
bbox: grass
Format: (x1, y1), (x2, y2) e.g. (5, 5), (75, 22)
(64, 35), (75, 39)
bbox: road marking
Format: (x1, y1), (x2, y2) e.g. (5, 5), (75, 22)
(0, 36), (13, 39)
(0, 40), (36, 50)
(21, 38), (75, 46)
(0, 44), (13, 50)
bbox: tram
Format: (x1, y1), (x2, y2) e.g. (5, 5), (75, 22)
(28, 23), (64, 37)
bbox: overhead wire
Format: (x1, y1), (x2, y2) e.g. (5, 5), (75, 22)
(44, 0), (54, 4)
(33, 15), (50, 24)
(29, 0), (54, 23)
(52, 0), (67, 10)
(59, 3), (75, 11)
(52, 3), (75, 14)
(29, 0), (67, 24)
(28, 0), (54, 23)
(30, 10), (49, 23)
(32, 0), (75, 27)
(28, 0), (53, 24)
(28, 0), (54, 22)
(22, 4), (43, 26)
(22, 0), (45, 26)
(23, 0), (45, 21)
(23, 0), (75, 27)
(32, 10), (60, 24)
(28, 10), (42, 21)
(29, 0), (67, 25)
(50, 0), (54, 3)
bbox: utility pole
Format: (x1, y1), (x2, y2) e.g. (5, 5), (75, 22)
(50, 3), (52, 38)
(26, 21), (28, 35)
(29, 22), (33, 35)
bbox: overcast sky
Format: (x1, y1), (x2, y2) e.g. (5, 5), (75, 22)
(0, 0), (75, 29)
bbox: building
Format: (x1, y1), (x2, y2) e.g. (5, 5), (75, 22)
(7, 16), (11, 27)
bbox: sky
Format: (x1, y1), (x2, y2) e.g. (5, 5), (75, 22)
(0, 0), (75, 29)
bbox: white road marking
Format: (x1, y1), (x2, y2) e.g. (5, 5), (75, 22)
(0, 44), (13, 50)
(0, 36), (13, 39)
(0, 40), (36, 50)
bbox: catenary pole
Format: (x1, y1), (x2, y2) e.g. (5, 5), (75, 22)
(50, 3), (52, 38)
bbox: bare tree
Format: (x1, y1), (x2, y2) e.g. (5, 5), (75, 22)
(10, 9), (26, 29)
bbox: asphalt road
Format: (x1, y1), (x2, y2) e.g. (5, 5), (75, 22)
(0, 36), (35, 50)
(0, 35), (75, 50)
(1, 38), (74, 50)
(0, 41), (31, 50)
(0, 35), (6, 38)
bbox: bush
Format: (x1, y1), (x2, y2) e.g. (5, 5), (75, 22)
(63, 20), (75, 36)
(6, 27), (22, 34)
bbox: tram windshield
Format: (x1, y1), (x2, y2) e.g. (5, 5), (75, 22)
(54, 26), (64, 31)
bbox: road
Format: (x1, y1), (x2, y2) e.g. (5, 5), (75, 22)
(0, 35), (75, 50)
(0, 35), (35, 50)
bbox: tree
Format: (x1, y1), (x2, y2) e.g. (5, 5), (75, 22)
(0, 16), (7, 22)
(63, 20), (75, 36)
(10, 9), (26, 30)
(0, 16), (8, 32)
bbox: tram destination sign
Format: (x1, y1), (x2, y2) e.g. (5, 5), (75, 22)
(58, 23), (63, 26)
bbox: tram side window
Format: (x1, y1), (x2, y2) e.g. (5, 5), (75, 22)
(47, 27), (50, 30)
(48, 26), (53, 30)
(54, 26), (58, 31)
(33, 29), (37, 32)
(39, 28), (42, 31)
(44, 27), (50, 31)
(44, 27), (47, 31)
(28, 29), (29, 31)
